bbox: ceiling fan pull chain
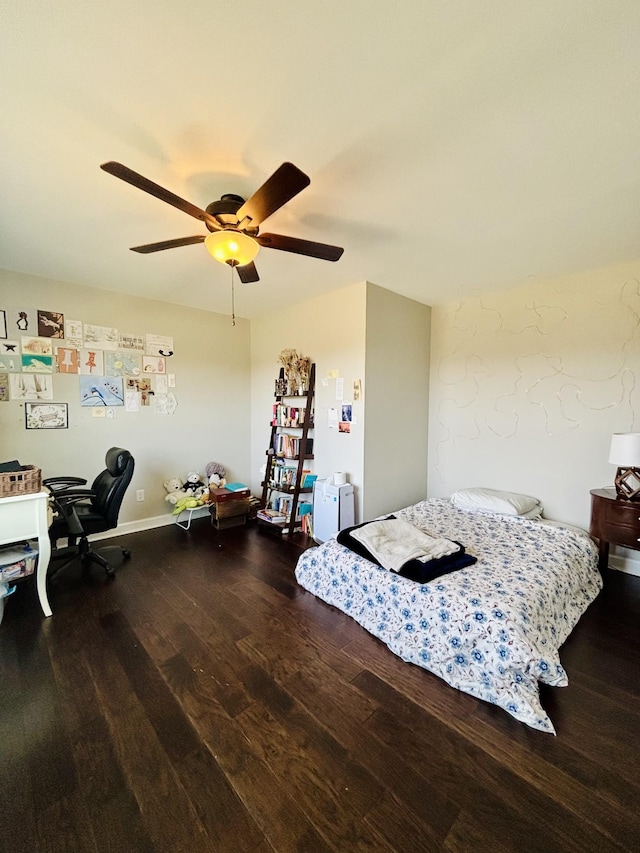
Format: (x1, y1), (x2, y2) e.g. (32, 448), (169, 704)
(230, 263), (236, 326)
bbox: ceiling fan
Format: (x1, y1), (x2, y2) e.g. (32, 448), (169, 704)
(100, 161), (344, 283)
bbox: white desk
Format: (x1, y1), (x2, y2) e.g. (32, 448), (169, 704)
(0, 490), (52, 617)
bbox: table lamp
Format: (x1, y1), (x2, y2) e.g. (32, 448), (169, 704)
(608, 432), (640, 500)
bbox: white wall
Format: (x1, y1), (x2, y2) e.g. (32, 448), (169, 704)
(250, 281), (432, 525)
(428, 260), (640, 561)
(363, 283), (431, 519)
(0, 269), (251, 525)
(251, 282), (367, 522)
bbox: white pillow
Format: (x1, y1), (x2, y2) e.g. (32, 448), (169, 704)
(451, 487), (543, 518)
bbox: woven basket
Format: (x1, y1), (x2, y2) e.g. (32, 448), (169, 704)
(0, 465), (42, 498)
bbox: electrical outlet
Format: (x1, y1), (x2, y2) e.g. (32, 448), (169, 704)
(136, 489), (144, 502)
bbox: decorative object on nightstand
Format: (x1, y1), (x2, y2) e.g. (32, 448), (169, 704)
(608, 432), (640, 500)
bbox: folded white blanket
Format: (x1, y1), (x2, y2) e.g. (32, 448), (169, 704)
(350, 519), (459, 573)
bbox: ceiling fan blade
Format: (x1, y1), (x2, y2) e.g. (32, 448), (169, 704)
(130, 236), (205, 254)
(256, 232), (344, 262)
(236, 261), (260, 283)
(101, 161), (220, 230)
(236, 163), (310, 227)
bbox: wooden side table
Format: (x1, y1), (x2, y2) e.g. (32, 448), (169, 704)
(589, 488), (640, 571)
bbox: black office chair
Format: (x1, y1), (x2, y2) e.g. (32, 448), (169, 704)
(44, 447), (135, 580)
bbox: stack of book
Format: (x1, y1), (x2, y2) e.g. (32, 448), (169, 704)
(256, 508), (287, 524)
(210, 484), (251, 502)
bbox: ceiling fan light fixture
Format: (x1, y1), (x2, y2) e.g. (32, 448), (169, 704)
(204, 230), (259, 267)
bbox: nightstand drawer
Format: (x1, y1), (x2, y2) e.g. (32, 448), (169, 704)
(603, 500), (640, 527)
(602, 524), (640, 550)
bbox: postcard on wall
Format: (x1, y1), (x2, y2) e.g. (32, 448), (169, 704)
(6, 307), (37, 335)
(126, 376), (150, 392)
(55, 347), (79, 374)
(328, 408), (339, 429)
(0, 310), (6, 339)
(84, 324), (118, 350)
(0, 340), (19, 356)
(22, 353), (53, 373)
(105, 351), (142, 377)
(9, 373), (53, 401)
(154, 392), (177, 415)
(145, 333), (174, 357)
(0, 373), (8, 401)
(25, 402), (68, 430)
(79, 348), (104, 375)
(124, 391), (139, 413)
(154, 374), (168, 395)
(142, 355), (166, 375)
(37, 310), (65, 339)
(21, 336), (53, 356)
(79, 376), (124, 407)
(353, 379), (362, 401)
(64, 319), (83, 349)
(0, 353), (21, 373)
(341, 403), (353, 422)
(126, 376), (151, 405)
(335, 377), (344, 401)
(119, 332), (145, 351)
(338, 421), (351, 434)
(167, 373), (175, 388)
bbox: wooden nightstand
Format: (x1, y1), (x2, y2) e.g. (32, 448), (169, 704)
(589, 488), (640, 571)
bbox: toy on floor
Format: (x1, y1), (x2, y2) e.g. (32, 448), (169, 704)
(205, 461), (227, 489)
(163, 477), (188, 505)
(172, 495), (204, 515)
(183, 471), (208, 497)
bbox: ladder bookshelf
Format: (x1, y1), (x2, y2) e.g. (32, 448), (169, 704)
(259, 363), (315, 537)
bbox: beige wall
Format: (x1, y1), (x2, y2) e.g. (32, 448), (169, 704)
(250, 282), (368, 521)
(428, 260), (640, 548)
(363, 283), (431, 519)
(250, 281), (432, 525)
(0, 269), (251, 525)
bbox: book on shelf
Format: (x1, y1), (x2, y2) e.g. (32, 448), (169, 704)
(257, 509), (287, 523)
(272, 433), (314, 458)
(301, 473), (317, 488)
(271, 404), (311, 428)
(301, 513), (314, 538)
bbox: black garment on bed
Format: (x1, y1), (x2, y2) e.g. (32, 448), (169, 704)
(336, 516), (477, 584)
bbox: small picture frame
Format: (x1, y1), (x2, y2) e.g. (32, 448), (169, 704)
(25, 402), (69, 430)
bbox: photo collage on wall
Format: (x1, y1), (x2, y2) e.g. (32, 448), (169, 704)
(0, 307), (178, 427)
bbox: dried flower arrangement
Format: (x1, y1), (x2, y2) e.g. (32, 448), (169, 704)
(278, 348), (311, 395)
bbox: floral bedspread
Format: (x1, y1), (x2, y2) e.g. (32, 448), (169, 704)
(295, 499), (602, 733)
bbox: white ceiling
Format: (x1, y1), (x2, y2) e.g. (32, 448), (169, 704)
(2, 1), (639, 319)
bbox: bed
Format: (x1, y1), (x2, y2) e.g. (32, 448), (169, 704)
(294, 497), (603, 733)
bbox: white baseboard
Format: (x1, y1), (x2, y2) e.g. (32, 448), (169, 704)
(609, 550), (640, 577)
(87, 506), (211, 541)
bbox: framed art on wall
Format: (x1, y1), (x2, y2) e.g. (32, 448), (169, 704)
(25, 402), (69, 429)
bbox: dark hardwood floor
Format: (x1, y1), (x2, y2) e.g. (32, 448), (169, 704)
(1, 520), (639, 853)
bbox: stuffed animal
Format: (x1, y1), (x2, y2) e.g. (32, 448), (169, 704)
(205, 461), (227, 489)
(164, 477), (188, 505)
(183, 471), (207, 497)
(172, 495), (203, 515)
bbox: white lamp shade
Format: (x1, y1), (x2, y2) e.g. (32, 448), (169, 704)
(204, 230), (259, 267)
(608, 433), (640, 466)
